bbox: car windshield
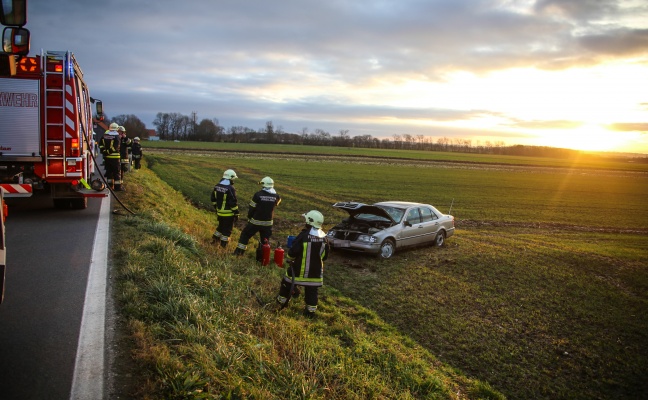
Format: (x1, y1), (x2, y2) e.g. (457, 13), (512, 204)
(377, 205), (405, 223)
(355, 213), (391, 223)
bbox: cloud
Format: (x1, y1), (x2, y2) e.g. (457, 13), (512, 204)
(578, 28), (648, 56)
(607, 122), (648, 132)
(21, 0), (648, 152)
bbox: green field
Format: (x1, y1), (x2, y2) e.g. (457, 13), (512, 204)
(143, 140), (648, 172)
(113, 144), (648, 399)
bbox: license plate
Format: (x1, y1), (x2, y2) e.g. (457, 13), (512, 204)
(338, 240), (351, 248)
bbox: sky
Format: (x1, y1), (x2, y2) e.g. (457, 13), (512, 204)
(21, 0), (648, 153)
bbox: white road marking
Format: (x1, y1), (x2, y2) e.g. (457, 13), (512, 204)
(69, 195), (111, 400)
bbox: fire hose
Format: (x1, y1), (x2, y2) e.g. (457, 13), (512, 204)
(81, 125), (136, 215)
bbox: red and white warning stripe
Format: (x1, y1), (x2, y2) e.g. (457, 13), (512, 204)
(0, 184), (33, 197)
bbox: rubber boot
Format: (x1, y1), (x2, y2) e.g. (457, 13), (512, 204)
(220, 240), (228, 248)
(233, 247), (244, 256)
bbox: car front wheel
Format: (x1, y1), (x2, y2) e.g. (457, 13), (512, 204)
(379, 239), (396, 259)
(434, 231), (445, 247)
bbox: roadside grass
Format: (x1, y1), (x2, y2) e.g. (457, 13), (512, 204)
(327, 228), (648, 399)
(111, 166), (501, 399)
(136, 150), (648, 399)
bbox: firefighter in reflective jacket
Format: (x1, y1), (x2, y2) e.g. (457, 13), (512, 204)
(276, 210), (329, 318)
(99, 123), (123, 191)
(118, 126), (132, 173)
(233, 177), (281, 258)
(211, 169), (239, 248)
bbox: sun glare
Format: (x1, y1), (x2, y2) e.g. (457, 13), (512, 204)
(536, 124), (633, 152)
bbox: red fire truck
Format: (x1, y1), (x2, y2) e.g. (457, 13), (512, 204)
(0, 50), (107, 209)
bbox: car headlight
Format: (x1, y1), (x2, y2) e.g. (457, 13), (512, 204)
(357, 235), (377, 243)
(327, 230), (335, 237)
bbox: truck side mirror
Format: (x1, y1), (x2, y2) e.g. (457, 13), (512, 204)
(0, 0), (27, 27)
(94, 100), (104, 121)
(2, 26), (30, 55)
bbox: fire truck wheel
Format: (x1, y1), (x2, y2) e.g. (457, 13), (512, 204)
(53, 199), (70, 209)
(71, 198), (88, 210)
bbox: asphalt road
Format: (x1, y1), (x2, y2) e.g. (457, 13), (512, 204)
(0, 193), (105, 400)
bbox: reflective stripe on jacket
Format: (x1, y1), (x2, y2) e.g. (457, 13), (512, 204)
(283, 227), (329, 287)
(211, 180), (239, 217)
(247, 189), (281, 225)
(99, 133), (121, 159)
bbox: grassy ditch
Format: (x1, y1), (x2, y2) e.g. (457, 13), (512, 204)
(110, 166), (501, 399)
(133, 150), (648, 399)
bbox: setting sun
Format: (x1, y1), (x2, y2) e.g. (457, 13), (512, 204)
(534, 123), (634, 152)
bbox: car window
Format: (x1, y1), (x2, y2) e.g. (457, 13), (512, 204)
(406, 208), (421, 224)
(420, 207), (437, 222)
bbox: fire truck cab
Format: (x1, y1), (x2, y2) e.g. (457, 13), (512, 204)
(0, 50), (106, 208)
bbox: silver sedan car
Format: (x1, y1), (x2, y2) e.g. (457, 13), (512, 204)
(326, 201), (455, 259)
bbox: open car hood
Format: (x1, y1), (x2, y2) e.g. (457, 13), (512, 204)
(332, 201), (395, 222)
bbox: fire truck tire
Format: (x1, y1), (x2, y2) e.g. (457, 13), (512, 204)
(53, 199), (70, 209)
(71, 198), (88, 210)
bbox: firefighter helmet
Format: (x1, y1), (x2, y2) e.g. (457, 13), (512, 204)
(91, 179), (106, 191)
(118, 126), (126, 132)
(222, 169), (238, 180)
(134, 137), (140, 141)
(259, 176), (274, 188)
(109, 122), (119, 130)
(303, 210), (324, 228)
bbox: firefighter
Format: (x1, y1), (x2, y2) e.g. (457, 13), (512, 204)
(99, 123), (123, 191)
(131, 137), (143, 170)
(233, 177), (281, 259)
(276, 210), (329, 318)
(211, 169), (240, 248)
(118, 126), (132, 174)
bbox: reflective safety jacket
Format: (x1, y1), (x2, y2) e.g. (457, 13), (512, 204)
(99, 131), (121, 159)
(284, 227), (329, 287)
(132, 142), (143, 157)
(120, 136), (132, 159)
(211, 179), (239, 217)
(247, 188), (281, 226)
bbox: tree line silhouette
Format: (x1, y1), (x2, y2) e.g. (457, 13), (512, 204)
(101, 111), (646, 161)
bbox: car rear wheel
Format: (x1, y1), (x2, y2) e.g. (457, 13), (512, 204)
(379, 239), (395, 259)
(434, 231), (446, 247)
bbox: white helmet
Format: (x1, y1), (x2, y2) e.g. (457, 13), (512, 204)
(259, 176), (274, 188)
(109, 122), (119, 130)
(134, 137), (140, 141)
(303, 210), (324, 229)
(222, 169), (238, 180)
(118, 126), (126, 132)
